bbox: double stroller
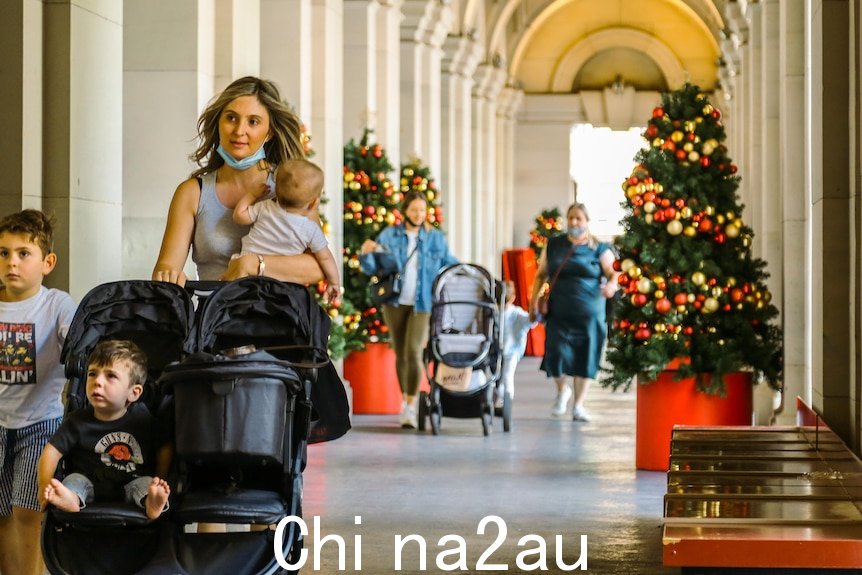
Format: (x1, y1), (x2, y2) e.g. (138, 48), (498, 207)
(417, 263), (508, 436)
(41, 277), (350, 575)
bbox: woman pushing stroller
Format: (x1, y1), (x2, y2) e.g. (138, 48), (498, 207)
(359, 191), (458, 429)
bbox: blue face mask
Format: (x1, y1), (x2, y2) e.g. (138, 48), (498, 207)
(568, 225), (586, 239)
(216, 142), (268, 171)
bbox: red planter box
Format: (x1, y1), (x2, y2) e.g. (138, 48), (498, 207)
(636, 366), (752, 471)
(344, 342), (431, 415)
(344, 342), (401, 415)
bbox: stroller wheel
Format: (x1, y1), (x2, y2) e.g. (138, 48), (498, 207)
(481, 406), (492, 436)
(430, 405), (441, 435)
(502, 391), (513, 432)
(417, 391), (429, 431)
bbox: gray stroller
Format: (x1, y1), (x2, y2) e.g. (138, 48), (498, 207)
(418, 263), (508, 435)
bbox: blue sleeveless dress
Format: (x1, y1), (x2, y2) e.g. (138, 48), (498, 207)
(540, 235), (611, 379)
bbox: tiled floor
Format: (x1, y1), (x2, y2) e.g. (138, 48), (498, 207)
(302, 356), (678, 574)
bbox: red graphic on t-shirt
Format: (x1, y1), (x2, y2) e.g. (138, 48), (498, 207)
(0, 322), (36, 385)
(106, 444), (132, 463)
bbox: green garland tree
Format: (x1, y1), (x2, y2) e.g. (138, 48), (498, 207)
(399, 158), (443, 228)
(528, 208), (564, 259)
(603, 84), (783, 394)
(342, 129), (401, 345)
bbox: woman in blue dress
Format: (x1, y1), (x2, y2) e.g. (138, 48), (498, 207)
(529, 203), (619, 421)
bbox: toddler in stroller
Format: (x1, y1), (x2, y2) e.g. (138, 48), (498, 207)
(417, 263), (508, 436)
(41, 277), (349, 575)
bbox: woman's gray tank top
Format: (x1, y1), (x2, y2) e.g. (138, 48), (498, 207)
(191, 171), (273, 280)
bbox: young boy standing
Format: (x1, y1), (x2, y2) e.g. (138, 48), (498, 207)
(38, 339), (171, 520)
(499, 280), (537, 406)
(0, 209), (77, 575)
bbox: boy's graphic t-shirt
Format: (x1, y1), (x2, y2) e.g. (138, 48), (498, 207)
(49, 402), (163, 500)
(0, 287), (77, 429)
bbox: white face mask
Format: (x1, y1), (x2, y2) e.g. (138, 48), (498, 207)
(568, 225), (586, 239)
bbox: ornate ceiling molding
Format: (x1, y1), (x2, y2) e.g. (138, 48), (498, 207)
(550, 28), (686, 93)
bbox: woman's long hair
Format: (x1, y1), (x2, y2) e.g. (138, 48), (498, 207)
(190, 77), (304, 178)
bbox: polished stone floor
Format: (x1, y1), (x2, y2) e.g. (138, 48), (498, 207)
(302, 356), (678, 575)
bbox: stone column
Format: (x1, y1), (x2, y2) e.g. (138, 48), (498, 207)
(401, 0), (451, 173)
(440, 35), (482, 259)
(471, 63), (506, 269)
(0, 0), (40, 215)
(744, 4), (764, 259)
(810, 0), (853, 443)
(261, 0), (312, 115)
(775, 0), (809, 424)
(760, 0), (782, 294)
(311, 0), (344, 261)
(214, 0), (261, 92)
(44, 1), (123, 297)
(375, 0), (403, 156)
(495, 86), (524, 255)
(342, 0), (380, 143)
(124, 0), (216, 282)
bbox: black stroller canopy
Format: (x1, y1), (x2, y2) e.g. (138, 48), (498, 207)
(62, 281), (195, 382)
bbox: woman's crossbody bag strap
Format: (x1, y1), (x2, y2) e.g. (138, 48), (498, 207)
(547, 243), (576, 295)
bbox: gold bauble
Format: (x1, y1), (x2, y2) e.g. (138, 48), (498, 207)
(654, 290), (665, 299)
(683, 226), (697, 237)
(704, 298), (719, 313)
(683, 142), (694, 152)
(628, 266), (642, 279)
(711, 286), (723, 298)
(621, 258), (636, 272)
(688, 151), (700, 162)
(680, 207), (693, 219)
(705, 205), (715, 216)
(671, 131), (684, 143)
(637, 277), (652, 294)
(644, 214), (654, 225)
(691, 271), (706, 285)
(666, 219), (683, 236)
(643, 201), (656, 213)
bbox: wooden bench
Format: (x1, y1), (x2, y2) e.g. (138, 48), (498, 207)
(662, 398), (862, 571)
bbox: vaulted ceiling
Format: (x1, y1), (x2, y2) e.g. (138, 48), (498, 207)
(459, 0), (725, 94)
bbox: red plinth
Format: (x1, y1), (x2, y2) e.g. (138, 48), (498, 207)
(636, 367), (752, 471)
(344, 342), (401, 415)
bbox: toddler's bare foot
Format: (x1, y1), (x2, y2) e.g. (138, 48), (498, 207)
(145, 477), (170, 520)
(44, 478), (82, 513)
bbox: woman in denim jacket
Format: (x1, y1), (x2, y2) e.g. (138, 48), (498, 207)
(360, 191), (458, 428)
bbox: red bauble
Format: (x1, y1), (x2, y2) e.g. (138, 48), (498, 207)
(698, 218), (713, 232)
(632, 293), (648, 307)
(652, 107), (665, 119)
(655, 298), (672, 314)
(683, 326), (694, 335)
(700, 156), (711, 168)
(714, 232), (726, 244)
(645, 124), (658, 138)
(612, 259), (622, 271)
(634, 328), (651, 341)
(673, 293), (688, 305)
(675, 149), (688, 161)
(363, 206), (376, 216)
(730, 288), (745, 303)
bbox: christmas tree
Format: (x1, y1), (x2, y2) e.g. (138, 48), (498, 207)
(342, 129), (402, 345)
(399, 158), (443, 228)
(603, 84), (782, 395)
(529, 208), (564, 259)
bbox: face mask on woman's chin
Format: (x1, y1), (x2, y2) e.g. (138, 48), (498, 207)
(217, 143), (267, 171)
(405, 216), (424, 229)
(568, 226), (586, 239)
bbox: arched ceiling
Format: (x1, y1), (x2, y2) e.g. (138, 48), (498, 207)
(484, 0), (722, 94)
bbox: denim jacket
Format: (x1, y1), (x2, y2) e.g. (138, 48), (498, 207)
(359, 224), (458, 313)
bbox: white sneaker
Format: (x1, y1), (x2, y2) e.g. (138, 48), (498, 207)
(400, 404), (417, 429)
(572, 405), (592, 422)
(551, 386), (572, 417)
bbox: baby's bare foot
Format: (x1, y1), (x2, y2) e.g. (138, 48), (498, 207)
(145, 477), (170, 520)
(44, 478), (82, 513)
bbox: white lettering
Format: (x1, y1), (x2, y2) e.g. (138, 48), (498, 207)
(476, 515), (507, 570)
(274, 515), (308, 569)
(394, 534), (426, 571)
